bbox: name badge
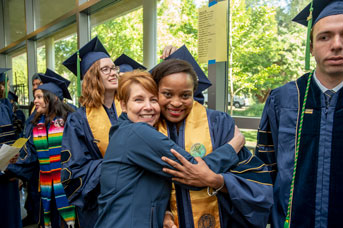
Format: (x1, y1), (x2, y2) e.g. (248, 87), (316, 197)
(304, 109), (313, 114)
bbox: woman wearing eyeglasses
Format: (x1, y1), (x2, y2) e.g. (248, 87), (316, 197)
(60, 37), (122, 228)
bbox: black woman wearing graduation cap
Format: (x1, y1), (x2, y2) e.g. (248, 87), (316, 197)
(60, 37), (123, 228)
(150, 46), (273, 228)
(255, 1), (343, 227)
(0, 67), (21, 228)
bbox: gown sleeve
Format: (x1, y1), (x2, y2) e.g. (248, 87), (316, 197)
(207, 109), (274, 228)
(6, 120), (38, 182)
(61, 111), (102, 209)
(123, 123), (239, 177)
(255, 91), (278, 182)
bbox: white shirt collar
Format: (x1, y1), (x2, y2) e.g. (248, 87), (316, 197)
(313, 71), (343, 93)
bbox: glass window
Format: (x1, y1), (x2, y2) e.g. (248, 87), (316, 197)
(4, 0), (26, 44)
(90, 0), (144, 63)
(11, 49), (28, 105)
(157, 0), (208, 89)
(229, 0), (310, 118)
(37, 41), (46, 73)
(34, 0), (76, 29)
(54, 25), (77, 104)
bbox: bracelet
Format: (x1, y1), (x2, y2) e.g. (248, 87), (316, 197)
(207, 180), (225, 197)
(165, 210), (174, 221)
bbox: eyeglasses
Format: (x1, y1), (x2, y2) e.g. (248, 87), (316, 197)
(100, 65), (120, 75)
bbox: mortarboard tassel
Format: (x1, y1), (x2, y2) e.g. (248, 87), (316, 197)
(305, 1), (314, 71)
(77, 51), (81, 105)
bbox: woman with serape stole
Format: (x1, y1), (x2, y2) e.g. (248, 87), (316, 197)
(30, 73), (76, 228)
(152, 46), (273, 228)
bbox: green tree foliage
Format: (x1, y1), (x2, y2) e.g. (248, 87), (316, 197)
(230, 0), (308, 103)
(91, 8), (144, 63)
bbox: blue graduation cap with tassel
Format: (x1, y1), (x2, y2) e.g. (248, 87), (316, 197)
(62, 36), (111, 99)
(164, 45), (212, 104)
(45, 68), (71, 87)
(293, 0), (343, 71)
(114, 54), (147, 73)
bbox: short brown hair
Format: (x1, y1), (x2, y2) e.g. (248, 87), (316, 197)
(118, 70), (158, 103)
(79, 60), (106, 108)
(151, 59), (198, 92)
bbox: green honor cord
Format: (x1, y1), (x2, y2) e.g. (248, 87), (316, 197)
(305, 1), (314, 71)
(284, 2), (314, 227)
(284, 71), (313, 228)
(4, 72), (8, 98)
(77, 51), (81, 106)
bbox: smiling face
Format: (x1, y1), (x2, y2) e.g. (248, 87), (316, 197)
(34, 89), (47, 114)
(121, 83), (160, 126)
(99, 58), (119, 92)
(311, 14), (343, 79)
(158, 72), (194, 124)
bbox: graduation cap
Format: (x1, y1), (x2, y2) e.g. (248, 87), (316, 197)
(165, 45), (212, 104)
(0, 68), (11, 83)
(293, 0), (343, 27)
(8, 91), (18, 103)
(62, 36), (110, 79)
(45, 68), (71, 87)
(114, 54), (147, 73)
(38, 74), (72, 100)
(293, 0), (343, 70)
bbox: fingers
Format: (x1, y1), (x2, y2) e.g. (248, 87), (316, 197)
(161, 155), (185, 171)
(161, 45), (177, 59)
(163, 167), (184, 178)
(194, 156), (205, 164)
(163, 212), (176, 228)
(170, 149), (193, 167)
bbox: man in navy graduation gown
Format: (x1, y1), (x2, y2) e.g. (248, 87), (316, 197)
(256, 1), (343, 227)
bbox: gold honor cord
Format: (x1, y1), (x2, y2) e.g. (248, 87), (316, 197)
(4, 72), (8, 98)
(77, 51), (81, 107)
(284, 2), (313, 227)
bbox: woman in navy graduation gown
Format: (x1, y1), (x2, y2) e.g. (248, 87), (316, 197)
(96, 71), (245, 228)
(60, 37), (122, 228)
(153, 47), (273, 228)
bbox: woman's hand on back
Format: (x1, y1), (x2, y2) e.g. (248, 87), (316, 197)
(161, 149), (224, 189)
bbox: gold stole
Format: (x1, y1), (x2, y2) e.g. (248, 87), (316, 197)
(30, 104), (36, 114)
(86, 97), (122, 157)
(158, 101), (220, 228)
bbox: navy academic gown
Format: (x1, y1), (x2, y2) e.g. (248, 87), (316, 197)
(61, 105), (118, 228)
(256, 73), (343, 228)
(164, 108), (273, 228)
(8, 112), (69, 228)
(0, 98), (21, 228)
(95, 113), (240, 228)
